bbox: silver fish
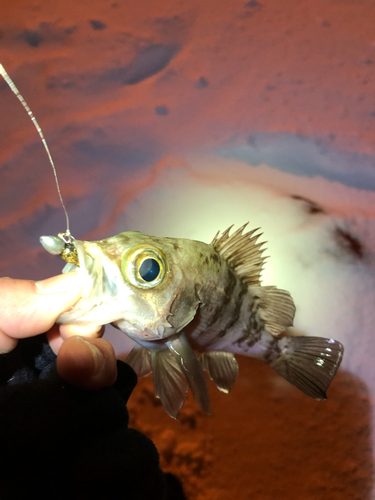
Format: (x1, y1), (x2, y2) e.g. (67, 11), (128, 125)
(40, 224), (344, 418)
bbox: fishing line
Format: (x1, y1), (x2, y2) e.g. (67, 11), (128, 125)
(0, 64), (72, 240)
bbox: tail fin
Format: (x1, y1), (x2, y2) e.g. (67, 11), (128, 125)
(270, 336), (344, 400)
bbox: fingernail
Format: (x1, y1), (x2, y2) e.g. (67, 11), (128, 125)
(76, 337), (105, 375)
(35, 272), (80, 294)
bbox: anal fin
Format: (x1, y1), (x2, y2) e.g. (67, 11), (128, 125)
(198, 352), (239, 394)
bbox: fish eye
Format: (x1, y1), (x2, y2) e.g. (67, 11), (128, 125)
(121, 244), (167, 288)
(139, 258), (160, 282)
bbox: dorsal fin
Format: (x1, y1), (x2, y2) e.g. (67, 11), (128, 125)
(211, 223), (267, 286)
(250, 286), (296, 336)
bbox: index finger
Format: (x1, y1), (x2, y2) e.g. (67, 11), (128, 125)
(0, 273), (82, 340)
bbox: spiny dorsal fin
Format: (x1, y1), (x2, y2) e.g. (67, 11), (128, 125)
(211, 223), (267, 286)
(198, 352), (239, 394)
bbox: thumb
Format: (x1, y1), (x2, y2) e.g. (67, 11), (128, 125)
(56, 336), (117, 390)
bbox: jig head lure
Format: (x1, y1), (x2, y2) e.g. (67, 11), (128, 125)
(0, 64), (79, 266)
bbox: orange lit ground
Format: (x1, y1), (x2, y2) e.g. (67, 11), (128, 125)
(128, 357), (373, 500)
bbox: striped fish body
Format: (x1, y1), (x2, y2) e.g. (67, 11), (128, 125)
(40, 225), (344, 418)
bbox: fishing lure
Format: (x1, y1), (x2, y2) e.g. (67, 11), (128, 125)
(0, 64), (75, 255)
(1, 65), (344, 418)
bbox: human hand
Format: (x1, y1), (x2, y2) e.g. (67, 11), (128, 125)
(0, 273), (117, 389)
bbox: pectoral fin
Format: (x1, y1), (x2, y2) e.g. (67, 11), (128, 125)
(125, 344), (152, 378)
(126, 334), (212, 418)
(166, 333), (211, 415)
(198, 352), (239, 394)
(151, 349), (189, 419)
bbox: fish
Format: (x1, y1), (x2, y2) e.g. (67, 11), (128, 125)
(0, 65), (344, 418)
(40, 224), (344, 418)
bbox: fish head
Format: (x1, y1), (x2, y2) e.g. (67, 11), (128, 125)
(53, 231), (202, 342)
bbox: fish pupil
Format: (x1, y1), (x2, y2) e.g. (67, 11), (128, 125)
(139, 258), (160, 282)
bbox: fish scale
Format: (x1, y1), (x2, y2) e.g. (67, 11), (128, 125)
(186, 259), (247, 345)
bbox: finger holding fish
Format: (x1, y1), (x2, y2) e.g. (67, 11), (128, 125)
(48, 323), (105, 354)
